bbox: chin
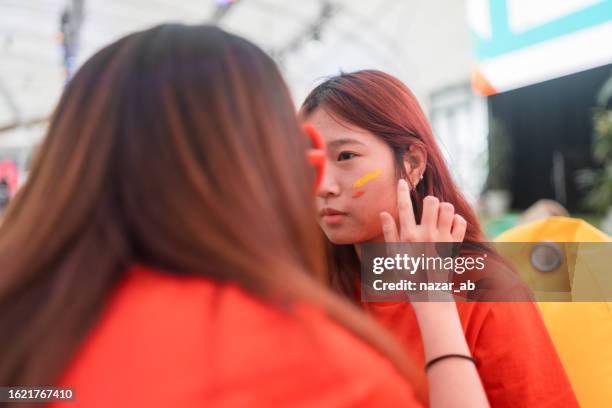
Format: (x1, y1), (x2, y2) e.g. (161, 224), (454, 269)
(322, 227), (371, 245)
(327, 235), (357, 245)
(320, 228), (355, 245)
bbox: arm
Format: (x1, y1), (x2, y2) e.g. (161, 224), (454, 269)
(379, 179), (489, 408)
(411, 301), (489, 407)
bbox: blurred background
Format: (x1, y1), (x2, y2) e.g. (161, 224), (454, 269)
(1, 0), (611, 237)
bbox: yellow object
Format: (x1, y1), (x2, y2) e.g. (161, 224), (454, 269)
(495, 216), (612, 408)
(352, 169), (382, 188)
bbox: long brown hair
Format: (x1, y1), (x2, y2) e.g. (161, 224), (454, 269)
(301, 70), (488, 298)
(0, 25), (425, 401)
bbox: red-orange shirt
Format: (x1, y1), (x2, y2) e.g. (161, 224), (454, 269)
(51, 266), (422, 407)
(364, 301), (579, 407)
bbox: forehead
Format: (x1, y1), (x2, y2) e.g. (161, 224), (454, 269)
(305, 108), (380, 148)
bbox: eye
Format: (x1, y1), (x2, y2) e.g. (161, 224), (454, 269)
(337, 151), (357, 161)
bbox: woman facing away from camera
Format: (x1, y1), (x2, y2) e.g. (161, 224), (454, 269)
(301, 70), (579, 408)
(0, 24), (498, 408)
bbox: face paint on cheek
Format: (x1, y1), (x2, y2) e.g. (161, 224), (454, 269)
(353, 169), (382, 188)
(351, 169), (382, 199)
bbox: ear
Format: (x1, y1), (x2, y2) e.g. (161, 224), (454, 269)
(303, 124), (326, 192)
(402, 144), (427, 188)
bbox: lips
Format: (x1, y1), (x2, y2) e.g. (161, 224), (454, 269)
(319, 208), (348, 225)
(319, 208), (347, 216)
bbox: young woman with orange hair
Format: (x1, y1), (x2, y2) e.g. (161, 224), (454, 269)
(302, 70), (579, 407)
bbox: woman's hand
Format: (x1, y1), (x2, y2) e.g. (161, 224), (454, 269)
(379, 179), (466, 243)
(378, 181), (489, 407)
(378, 178), (467, 301)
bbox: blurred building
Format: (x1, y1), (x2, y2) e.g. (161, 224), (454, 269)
(469, 0), (612, 212)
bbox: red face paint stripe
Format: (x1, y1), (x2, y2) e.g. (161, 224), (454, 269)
(352, 191), (366, 198)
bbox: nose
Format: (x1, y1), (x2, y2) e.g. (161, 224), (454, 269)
(316, 163), (341, 200)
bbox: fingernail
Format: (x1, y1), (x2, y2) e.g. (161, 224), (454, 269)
(399, 179), (408, 189)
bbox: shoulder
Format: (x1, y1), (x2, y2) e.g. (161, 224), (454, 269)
(55, 265), (420, 407)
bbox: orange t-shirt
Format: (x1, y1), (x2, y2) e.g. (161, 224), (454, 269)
(364, 301), (579, 407)
(51, 266), (422, 407)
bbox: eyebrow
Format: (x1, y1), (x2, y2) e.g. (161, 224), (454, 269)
(327, 138), (366, 148)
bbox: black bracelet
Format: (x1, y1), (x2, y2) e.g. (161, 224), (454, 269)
(425, 354), (477, 371)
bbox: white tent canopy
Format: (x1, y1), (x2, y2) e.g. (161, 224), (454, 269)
(1, 0), (488, 201)
(0, 0), (475, 135)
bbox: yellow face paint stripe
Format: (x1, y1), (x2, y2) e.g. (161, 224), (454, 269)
(353, 169), (382, 188)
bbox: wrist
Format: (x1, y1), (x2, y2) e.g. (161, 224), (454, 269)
(411, 299), (458, 315)
(411, 301), (470, 358)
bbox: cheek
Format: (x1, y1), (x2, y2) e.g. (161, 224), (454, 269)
(351, 171), (396, 210)
(348, 174), (398, 231)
